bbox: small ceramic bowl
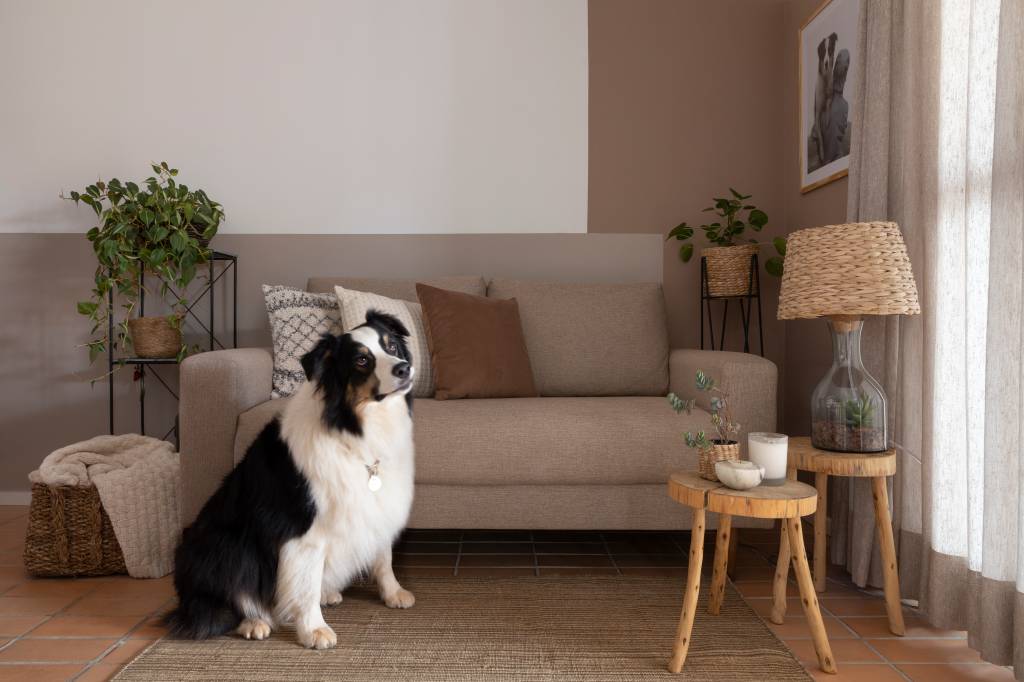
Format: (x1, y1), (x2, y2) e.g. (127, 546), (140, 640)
(715, 460), (765, 490)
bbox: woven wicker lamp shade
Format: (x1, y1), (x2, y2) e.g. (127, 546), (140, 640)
(777, 222), (920, 320)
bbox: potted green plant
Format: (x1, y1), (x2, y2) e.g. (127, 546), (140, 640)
(668, 370), (741, 481)
(64, 162), (225, 365)
(665, 188), (786, 296)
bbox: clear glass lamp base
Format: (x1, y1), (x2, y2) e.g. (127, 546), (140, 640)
(810, 316), (889, 453)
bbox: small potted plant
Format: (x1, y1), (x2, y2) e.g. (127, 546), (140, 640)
(666, 188), (786, 296)
(65, 162), (225, 365)
(668, 370), (741, 481)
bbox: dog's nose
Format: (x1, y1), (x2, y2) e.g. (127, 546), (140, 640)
(392, 362), (411, 380)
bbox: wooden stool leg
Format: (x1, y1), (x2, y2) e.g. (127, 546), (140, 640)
(669, 508), (706, 673)
(872, 476), (906, 636)
(726, 527), (739, 580)
(771, 522), (790, 624)
(814, 472), (828, 592)
(787, 517), (836, 674)
(709, 514), (733, 615)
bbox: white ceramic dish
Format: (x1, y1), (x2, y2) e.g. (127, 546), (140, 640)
(715, 460), (765, 490)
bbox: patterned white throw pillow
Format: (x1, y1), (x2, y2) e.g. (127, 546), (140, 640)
(262, 285), (342, 399)
(334, 286), (433, 398)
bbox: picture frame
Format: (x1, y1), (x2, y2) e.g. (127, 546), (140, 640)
(799, 0), (861, 193)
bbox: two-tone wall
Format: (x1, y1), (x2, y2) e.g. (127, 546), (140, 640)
(0, 0), (842, 497)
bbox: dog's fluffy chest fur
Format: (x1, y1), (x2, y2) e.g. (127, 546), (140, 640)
(281, 382), (415, 586)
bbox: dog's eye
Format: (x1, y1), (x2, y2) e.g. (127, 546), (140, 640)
(386, 341), (397, 354)
(355, 356), (369, 367)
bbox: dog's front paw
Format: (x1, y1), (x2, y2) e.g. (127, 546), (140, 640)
(299, 625), (337, 650)
(237, 618), (272, 641)
(320, 589), (344, 607)
(383, 588), (415, 609)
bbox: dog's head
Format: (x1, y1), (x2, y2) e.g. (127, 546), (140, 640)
(300, 310), (414, 435)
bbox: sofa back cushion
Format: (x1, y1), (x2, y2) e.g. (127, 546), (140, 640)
(486, 279), (669, 396)
(307, 276), (485, 301)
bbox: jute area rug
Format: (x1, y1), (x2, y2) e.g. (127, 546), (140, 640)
(116, 577), (810, 681)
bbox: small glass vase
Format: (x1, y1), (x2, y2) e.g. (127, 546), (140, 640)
(810, 317), (888, 453)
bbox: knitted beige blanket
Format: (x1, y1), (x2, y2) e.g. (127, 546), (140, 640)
(29, 434), (180, 578)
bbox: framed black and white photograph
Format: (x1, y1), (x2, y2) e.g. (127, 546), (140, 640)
(800, 0), (860, 193)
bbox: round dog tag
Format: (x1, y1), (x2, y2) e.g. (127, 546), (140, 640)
(367, 474), (383, 492)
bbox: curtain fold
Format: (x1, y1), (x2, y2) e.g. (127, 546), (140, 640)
(841, 0), (1024, 673)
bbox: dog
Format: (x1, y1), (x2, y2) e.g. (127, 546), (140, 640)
(165, 310), (417, 649)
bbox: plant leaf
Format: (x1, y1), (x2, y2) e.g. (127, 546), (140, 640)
(765, 256), (785, 277)
(679, 243), (694, 262)
(773, 236), (787, 256)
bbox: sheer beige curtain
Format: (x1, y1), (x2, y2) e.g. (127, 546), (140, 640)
(840, 0), (1024, 672)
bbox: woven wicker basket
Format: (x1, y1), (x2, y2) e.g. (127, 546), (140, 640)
(703, 244), (760, 297)
(698, 441), (740, 481)
(23, 483), (126, 577)
(128, 316), (182, 359)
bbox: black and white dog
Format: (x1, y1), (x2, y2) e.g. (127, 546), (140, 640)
(166, 311), (417, 649)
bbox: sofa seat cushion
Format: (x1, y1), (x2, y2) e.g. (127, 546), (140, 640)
(235, 396), (714, 485)
(486, 280), (669, 397)
(415, 396), (711, 485)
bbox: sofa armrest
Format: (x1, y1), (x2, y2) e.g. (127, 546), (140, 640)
(669, 349), (778, 442)
(179, 347), (273, 526)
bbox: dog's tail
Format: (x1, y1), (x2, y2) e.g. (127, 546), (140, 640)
(163, 595), (239, 640)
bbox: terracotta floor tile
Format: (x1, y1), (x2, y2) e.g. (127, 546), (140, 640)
(64, 595), (169, 617)
(617, 566), (689, 577)
(454, 567), (536, 577)
(766, 614), (855, 640)
(804, 662), (908, 681)
(5, 580), (99, 599)
(604, 539), (680, 554)
(457, 554), (534, 567)
(128, 617), (169, 639)
(896, 663), (1017, 681)
(400, 529), (463, 542)
(844, 615), (965, 639)
(460, 530), (532, 542)
(76, 662), (122, 681)
(392, 553), (457, 567)
(612, 554), (687, 567)
(784, 638), (883, 663)
(0, 663), (85, 681)
(90, 576), (174, 595)
(0, 637), (116, 662)
(536, 555), (613, 567)
(458, 542), (532, 554)
(533, 542), (606, 555)
(530, 531), (603, 543)
(747, 597), (804, 618)
(870, 638), (984, 664)
(0, 615), (48, 637)
(0, 595), (79, 616)
(538, 567), (620, 576)
(730, 564), (775, 581)
(97, 639), (155, 666)
(28, 615), (145, 638)
(734, 580), (799, 598)
(393, 541), (459, 554)
(823, 597), (891, 617)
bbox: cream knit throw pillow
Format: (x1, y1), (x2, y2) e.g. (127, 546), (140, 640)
(262, 285), (342, 398)
(334, 286), (433, 398)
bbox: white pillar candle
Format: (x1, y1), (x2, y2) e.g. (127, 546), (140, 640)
(748, 433), (789, 486)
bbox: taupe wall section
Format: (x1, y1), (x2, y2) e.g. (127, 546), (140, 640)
(779, 0), (850, 436)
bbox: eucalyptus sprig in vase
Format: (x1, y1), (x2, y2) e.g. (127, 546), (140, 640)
(668, 370), (742, 481)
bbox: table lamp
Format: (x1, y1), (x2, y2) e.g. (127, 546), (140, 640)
(777, 222), (919, 453)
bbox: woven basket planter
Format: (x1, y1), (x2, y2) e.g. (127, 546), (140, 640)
(128, 316), (182, 359)
(698, 441), (740, 481)
(24, 483), (126, 577)
(703, 244), (760, 297)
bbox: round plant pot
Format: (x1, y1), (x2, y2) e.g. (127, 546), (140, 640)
(703, 244), (760, 297)
(698, 440), (740, 481)
(128, 316), (182, 359)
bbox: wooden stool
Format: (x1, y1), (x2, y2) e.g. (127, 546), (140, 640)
(666, 472), (837, 675)
(771, 437), (905, 636)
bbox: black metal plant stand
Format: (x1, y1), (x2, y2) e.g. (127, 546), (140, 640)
(107, 251), (238, 444)
(699, 253), (764, 356)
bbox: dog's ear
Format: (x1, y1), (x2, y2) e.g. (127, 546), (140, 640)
(300, 333), (337, 381)
(365, 309), (410, 338)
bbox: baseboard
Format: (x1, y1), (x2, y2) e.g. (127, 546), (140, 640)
(0, 491), (31, 505)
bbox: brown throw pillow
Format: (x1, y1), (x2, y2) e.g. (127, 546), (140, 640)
(416, 283), (537, 400)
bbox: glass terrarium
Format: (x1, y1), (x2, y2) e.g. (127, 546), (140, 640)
(810, 317), (888, 453)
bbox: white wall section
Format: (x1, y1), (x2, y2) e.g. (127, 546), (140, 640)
(0, 0), (588, 234)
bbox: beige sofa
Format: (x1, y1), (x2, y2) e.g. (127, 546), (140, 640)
(179, 277), (777, 529)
